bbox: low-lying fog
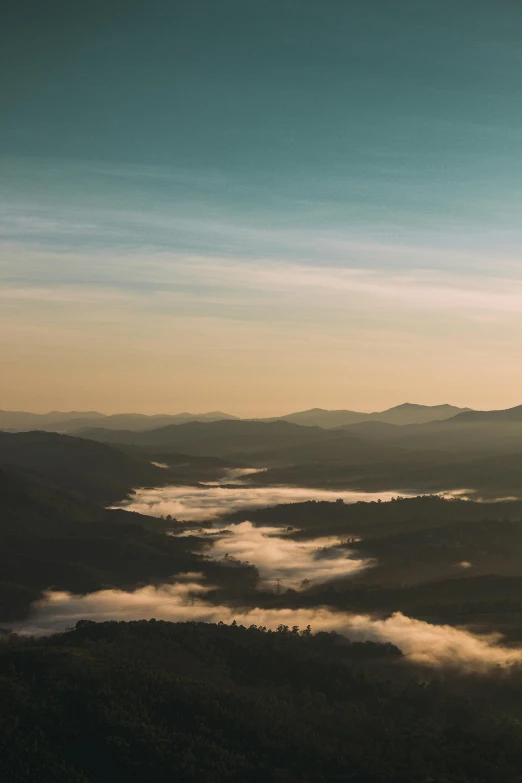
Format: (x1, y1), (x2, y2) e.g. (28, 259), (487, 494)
(115, 482), (413, 521)
(175, 521), (368, 588)
(17, 475), (516, 673)
(14, 582), (522, 673)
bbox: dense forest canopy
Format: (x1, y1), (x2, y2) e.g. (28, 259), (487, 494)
(4, 619), (522, 783)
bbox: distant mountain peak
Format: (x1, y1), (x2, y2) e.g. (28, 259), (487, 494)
(380, 402), (462, 413)
(371, 403), (469, 426)
(278, 403), (471, 429)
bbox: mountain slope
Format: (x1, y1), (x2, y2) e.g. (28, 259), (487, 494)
(0, 466), (256, 623)
(0, 410), (104, 431)
(61, 410), (239, 432)
(333, 405), (522, 455)
(0, 431), (168, 504)
(0, 410), (238, 434)
(249, 435), (413, 467)
(2, 620), (522, 783)
(371, 402), (469, 425)
(279, 408), (370, 427)
(448, 404), (522, 423)
(277, 403), (470, 428)
(79, 419), (349, 457)
(1, 406), (473, 433)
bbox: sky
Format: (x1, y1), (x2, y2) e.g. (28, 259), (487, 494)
(2, 0), (522, 416)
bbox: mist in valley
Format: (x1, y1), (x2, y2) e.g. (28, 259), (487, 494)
(6, 1), (522, 777)
(114, 480), (414, 521)
(15, 581), (522, 673)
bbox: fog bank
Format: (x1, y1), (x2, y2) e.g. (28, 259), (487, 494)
(196, 521), (368, 588)
(115, 484), (411, 521)
(13, 583), (522, 672)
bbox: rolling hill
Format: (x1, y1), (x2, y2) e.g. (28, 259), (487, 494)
(371, 402), (470, 425)
(0, 465), (257, 624)
(448, 404), (522, 423)
(335, 405), (522, 455)
(0, 431), (168, 504)
(0, 410), (238, 433)
(79, 419), (350, 458)
(1, 405), (470, 434)
(4, 619), (522, 783)
(0, 410), (104, 431)
(277, 402), (469, 428)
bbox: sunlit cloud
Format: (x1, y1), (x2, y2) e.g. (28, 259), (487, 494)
(4, 159), (522, 414)
(14, 584), (522, 672)
(187, 521), (369, 587)
(114, 485), (408, 522)
(5, 247), (522, 316)
(4, 202), (522, 338)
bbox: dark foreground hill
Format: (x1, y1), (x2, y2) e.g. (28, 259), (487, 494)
(4, 619), (522, 783)
(0, 467), (257, 623)
(0, 430), (169, 504)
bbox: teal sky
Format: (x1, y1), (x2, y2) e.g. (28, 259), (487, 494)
(2, 1), (522, 415)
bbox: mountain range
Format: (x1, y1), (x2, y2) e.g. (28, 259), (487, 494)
(275, 402), (470, 428)
(0, 402), (471, 434)
(5, 403), (522, 498)
(0, 410), (239, 433)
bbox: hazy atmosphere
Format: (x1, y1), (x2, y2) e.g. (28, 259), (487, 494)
(5, 3), (522, 782)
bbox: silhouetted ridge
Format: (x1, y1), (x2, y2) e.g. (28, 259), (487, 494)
(3, 620), (522, 782)
(0, 430), (167, 504)
(449, 405), (522, 423)
(79, 418), (353, 458)
(278, 403), (470, 428)
(0, 409), (238, 434)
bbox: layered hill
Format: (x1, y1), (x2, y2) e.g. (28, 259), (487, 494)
(449, 404), (522, 423)
(0, 410), (237, 433)
(1, 404), (470, 434)
(0, 466), (195, 621)
(0, 465), (257, 623)
(8, 619), (522, 783)
(0, 431), (168, 504)
(337, 404), (522, 454)
(371, 402), (471, 425)
(80, 419), (352, 458)
(77, 407), (522, 471)
(0, 410), (104, 430)
(279, 402), (469, 428)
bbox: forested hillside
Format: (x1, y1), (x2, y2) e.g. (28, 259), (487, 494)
(3, 619), (522, 783)
(0, 467), (257, 623)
